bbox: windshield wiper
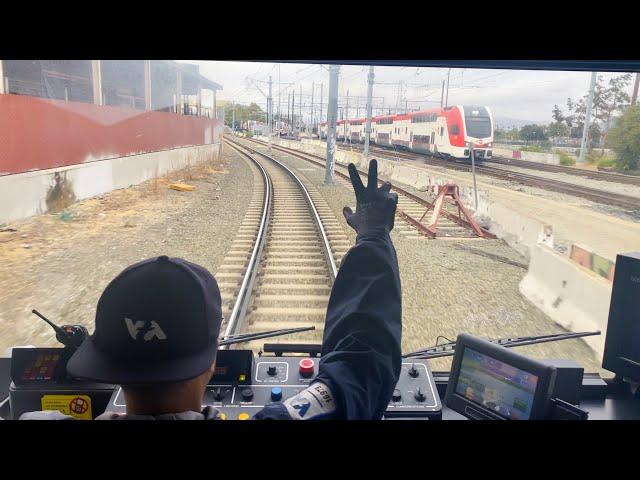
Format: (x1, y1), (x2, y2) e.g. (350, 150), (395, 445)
(403, 331), (601, 360)
(218, 326), (315, 346)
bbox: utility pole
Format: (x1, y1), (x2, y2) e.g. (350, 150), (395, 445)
(579, 71), (597, 164)
(232, 101), (235, 133)
(440, 80), (445, 108)
(278, 64), (281, 123)
(311, 82), (315, 137)
(292, 90), (295, 134)
(364, 65), (374, 157)
(445, 69), (451, 108)
(325, 65), (340, 184)
(299, 84), (302, 135)
(320, 83), (324, 124)
(632, 72), (640, 105)
(344, 89), (349, 144)
(268, 75), (272, 150)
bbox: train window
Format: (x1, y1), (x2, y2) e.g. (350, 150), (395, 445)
(4, 60), (622, 383)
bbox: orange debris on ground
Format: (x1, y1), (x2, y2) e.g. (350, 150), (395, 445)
(168, 183), (197, 192)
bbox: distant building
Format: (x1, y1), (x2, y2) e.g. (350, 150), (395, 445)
(0, 60), (222, 117)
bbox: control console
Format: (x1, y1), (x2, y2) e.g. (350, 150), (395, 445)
(105, 351), (442, 420)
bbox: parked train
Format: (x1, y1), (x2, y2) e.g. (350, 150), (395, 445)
(319, 105), (494, 161)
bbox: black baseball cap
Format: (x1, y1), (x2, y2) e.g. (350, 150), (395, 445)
(67, 255), (223, 384)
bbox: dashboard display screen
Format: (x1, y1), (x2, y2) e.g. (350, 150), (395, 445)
(20, 352), (60, 381)
(455, 347), (538, 420)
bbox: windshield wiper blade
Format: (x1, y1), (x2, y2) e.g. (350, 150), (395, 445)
(218, 326), (315, 346)
(403, 330), (601, 360)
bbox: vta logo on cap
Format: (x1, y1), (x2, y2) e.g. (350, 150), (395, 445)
(124, 317), (167, 342)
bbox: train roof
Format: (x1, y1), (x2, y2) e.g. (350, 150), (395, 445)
(319, 105), (490, 126)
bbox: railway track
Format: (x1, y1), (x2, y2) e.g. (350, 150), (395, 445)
(216, 139), (350, 352)
(485, 156), (640, 187)
(243, 136), (495, 240)
(337, 143), (640, 211)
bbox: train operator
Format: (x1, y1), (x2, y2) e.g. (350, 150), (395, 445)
(21, 159), (401, 420)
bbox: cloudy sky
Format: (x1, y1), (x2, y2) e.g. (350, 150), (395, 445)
(180, 61), (635, 125)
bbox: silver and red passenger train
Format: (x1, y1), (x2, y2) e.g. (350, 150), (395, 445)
(319, 105), (494, 161)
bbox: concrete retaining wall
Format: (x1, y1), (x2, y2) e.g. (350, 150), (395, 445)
(0, 143), (221, 224)
(519, 244), (612, 357)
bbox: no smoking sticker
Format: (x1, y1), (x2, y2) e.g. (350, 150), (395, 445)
(41, 395), (92, 420)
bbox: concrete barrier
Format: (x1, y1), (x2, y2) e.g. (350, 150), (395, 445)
(484, 202), (554, 257)
(570, 244), (616, 281)
(519, 244), (612, 357)
(0, 144), (220, 225)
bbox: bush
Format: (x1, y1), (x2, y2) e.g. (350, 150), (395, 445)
(597, 157), (615, 169)
(520, 145), (545, 153)
(608, 105), (640, 171)
(557, 151), (576, 166)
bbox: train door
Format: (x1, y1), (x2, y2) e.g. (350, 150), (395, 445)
(431, 130), (435, 152)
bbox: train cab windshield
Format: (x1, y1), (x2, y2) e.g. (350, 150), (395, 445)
(463, 106), (493, 138)
(1, 60), (640, 422)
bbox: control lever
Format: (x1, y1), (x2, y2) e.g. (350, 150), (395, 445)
(31, 309), (88, 350)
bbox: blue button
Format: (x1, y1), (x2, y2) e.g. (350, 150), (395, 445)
(271, 387), (283, 401)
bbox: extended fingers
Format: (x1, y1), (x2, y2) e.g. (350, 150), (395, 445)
(367, 159), (378, 191)
(348, 163), (365, 195)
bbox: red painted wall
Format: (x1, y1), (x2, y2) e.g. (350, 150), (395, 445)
(0, 94), (223, 176)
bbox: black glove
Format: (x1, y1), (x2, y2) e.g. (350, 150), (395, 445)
(343, 159), (398, 236)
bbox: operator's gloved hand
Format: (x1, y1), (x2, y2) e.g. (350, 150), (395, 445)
(343, 159), (398, 236)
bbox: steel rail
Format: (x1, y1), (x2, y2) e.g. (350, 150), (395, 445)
(220, 140), (273, 345)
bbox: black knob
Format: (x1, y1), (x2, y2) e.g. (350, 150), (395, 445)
(241, 388), (254, 401)
(414, 388), (426, 402)
(214, 387), (224, 401)
(267, 365), (277, 376)
(392, 389), (402, 402)
(408, 364), (419, 378)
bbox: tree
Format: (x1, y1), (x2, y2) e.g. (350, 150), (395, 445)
(519, 124), (547, 143)
(548, 121), (569, 138)
(607, 104), (640, 171)
(566, 74), (633, 150)
(552, 104), (565, 123)
(218, 101), (266, 129)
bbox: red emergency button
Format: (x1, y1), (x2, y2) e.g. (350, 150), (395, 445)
(299, 358), (315, 377)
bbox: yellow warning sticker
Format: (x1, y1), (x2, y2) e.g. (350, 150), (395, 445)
(41, 395), (92, 420)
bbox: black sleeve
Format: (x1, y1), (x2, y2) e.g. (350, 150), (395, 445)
(313, 229), (402, 419)
(254, 229), (402, 420)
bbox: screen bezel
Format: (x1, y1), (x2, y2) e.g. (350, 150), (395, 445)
(10, 347), (67, 385)
(445, 333), (556, 420)
(602, 253), (640, 383)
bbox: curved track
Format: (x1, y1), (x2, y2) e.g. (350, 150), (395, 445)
(219, 139), (349, 351)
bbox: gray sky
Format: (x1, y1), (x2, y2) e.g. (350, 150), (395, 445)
(180, 61), (635, 124)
